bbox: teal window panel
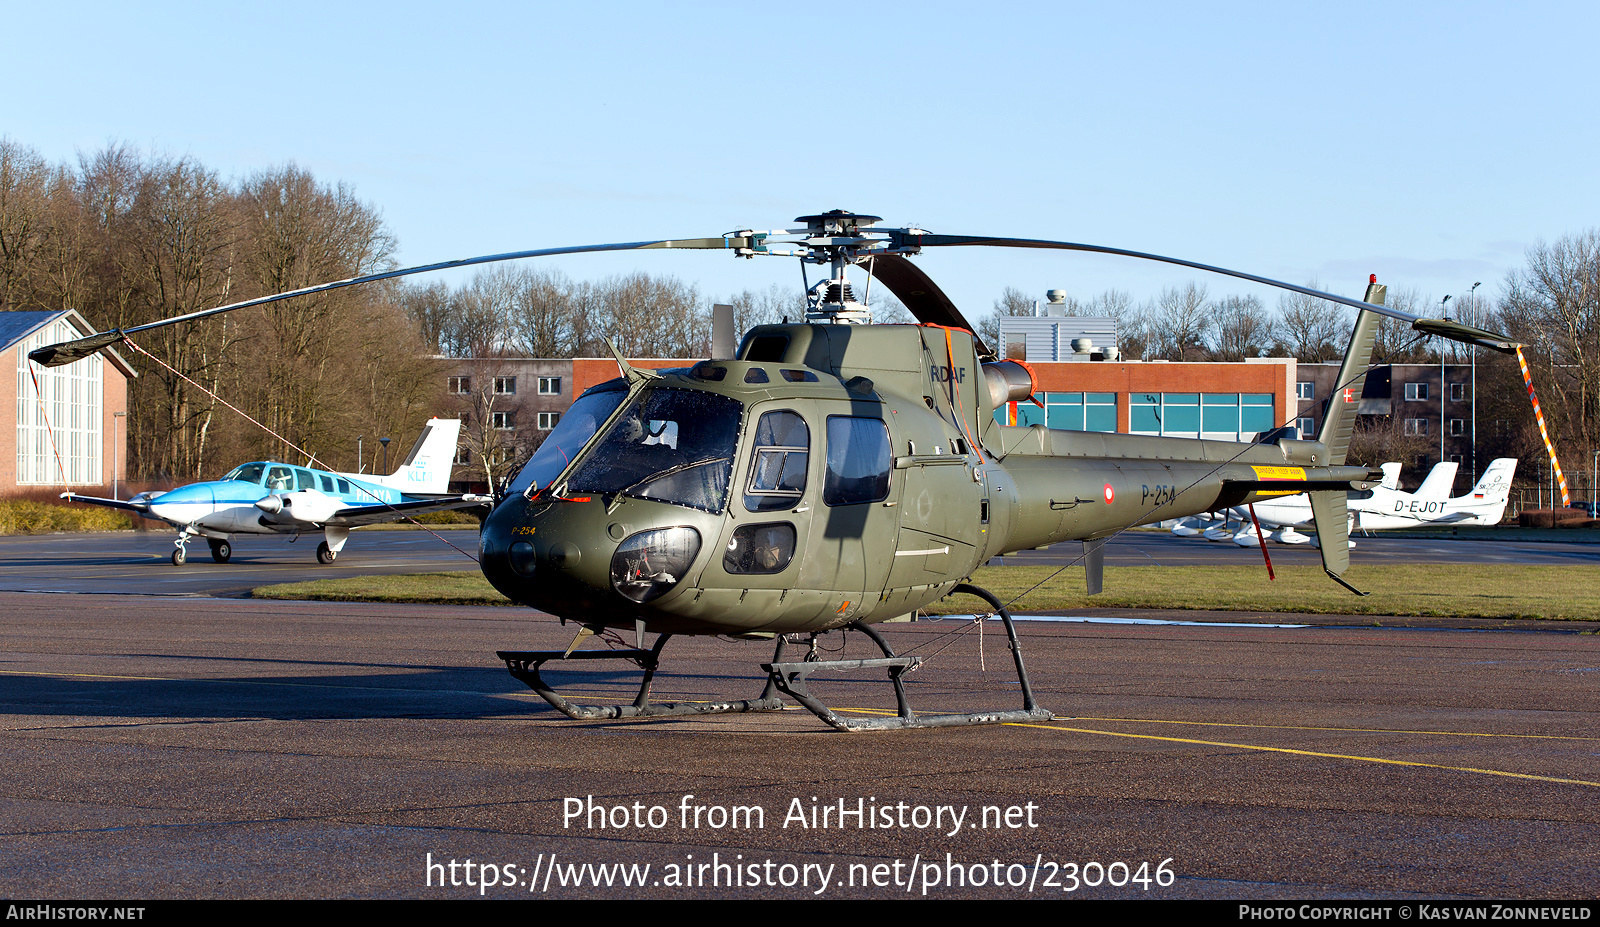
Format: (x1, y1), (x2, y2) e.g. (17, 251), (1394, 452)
(1130, 400), (1161, 433)
(1202, 403), (1240, 432)
(1163, 394), (1200, 432)
(1086, 404), (1117, 432)
(1241, 404), (1276, 432)
(1048, 404), (1084, 430)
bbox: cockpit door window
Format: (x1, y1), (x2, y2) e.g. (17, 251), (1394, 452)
(744, 410), (809, 513)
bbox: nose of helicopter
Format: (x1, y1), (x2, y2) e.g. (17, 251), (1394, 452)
(478, 497), (542, 601)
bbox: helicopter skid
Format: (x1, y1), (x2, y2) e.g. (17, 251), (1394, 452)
(764, 587), (1053, 732)
(498, 634), (787, 721)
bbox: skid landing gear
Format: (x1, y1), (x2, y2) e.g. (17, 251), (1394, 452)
(764, 583), (1054, 731)
(499, 633), (788, 721)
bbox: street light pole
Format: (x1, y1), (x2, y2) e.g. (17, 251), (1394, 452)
(1467, 281), (1481, 486)
(1439, 295), (1451, 469)
(112, 411), (126, 500)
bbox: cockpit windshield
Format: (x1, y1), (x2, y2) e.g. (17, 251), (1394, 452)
(509, 387), (629, 497)
(222, 463), (266, 485)
(564, 388), (742, 513)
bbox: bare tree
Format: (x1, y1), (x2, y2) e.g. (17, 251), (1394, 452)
(1498, 229), (1600, 468)
(1277, 280), (1350, 362)
(1210, 294), (1274, 361)
(1346, 414), (1434, 470)
(1372, 286), (1431, 363)
(0, 138), (50, 312)
(1149, 282), (1210, 360)
(396, 280), (453, 354)
(978, 285), (1037, 354)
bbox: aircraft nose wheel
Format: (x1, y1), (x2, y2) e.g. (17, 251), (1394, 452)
(171, 548), (186, 565)
(316, 541), (337, 564)
(208, 539), (231, 563)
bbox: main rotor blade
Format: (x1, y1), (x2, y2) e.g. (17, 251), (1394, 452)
(865, 254), (992, 356)
(911, 234), (1522, 354)
(28, 236), (751, 367)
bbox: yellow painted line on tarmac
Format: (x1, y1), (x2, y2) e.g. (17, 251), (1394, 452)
(1068, 715), (1600, 742)
(1010, 721), (1600, 788)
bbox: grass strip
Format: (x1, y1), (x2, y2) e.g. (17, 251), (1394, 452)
(253, 563), (1600, 621)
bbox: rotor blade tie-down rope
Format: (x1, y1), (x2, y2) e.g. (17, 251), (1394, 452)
(26, 365), (74, 490)
(1515, 346), (1570, 507)
(119, 335), (481, 563)
(1246, 503), (1275, 581)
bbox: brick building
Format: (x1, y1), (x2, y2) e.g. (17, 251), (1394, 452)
(0, 311), (135, 493)
(1296, 362), (1477, 489)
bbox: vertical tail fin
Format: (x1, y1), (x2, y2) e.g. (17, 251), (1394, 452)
(1316, 278), (1385, 467)
(1312, 277), (1383, 588)
(341, 417), (462, 495)
(1468, 458), (1518, 501)
(1414, 461), (1461, 499)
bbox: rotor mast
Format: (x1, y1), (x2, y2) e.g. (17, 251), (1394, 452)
(794, 210), (887, 325)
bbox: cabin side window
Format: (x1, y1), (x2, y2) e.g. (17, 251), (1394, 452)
(744, 410), (809, 513)
(823, 416), (891, 506)
(266, 466), (294, 492)
(723, 522), (798, 574)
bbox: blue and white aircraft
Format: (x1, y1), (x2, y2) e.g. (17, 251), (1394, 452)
(64, 417), (489, 564)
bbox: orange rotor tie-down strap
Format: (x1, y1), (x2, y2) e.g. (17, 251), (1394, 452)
(1515, 346), (1570, 506)
(926, 324), (986, 464)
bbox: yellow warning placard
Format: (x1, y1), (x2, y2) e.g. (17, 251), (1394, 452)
(1251, 465), (1306, 481)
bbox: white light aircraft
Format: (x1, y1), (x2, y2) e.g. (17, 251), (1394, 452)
(64, 417), (489, 564)
(1226, 458), (1518, 545)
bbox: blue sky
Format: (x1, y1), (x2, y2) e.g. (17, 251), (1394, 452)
(8, 1), (1596, 320)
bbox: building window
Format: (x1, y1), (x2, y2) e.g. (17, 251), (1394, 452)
(1450, 418), (1465, 436)
(537, 377), (561, 395)
(1404, 382), (1429, 401)
(492, 411), (515, 430)
(490, 447), (512, 466)
(494, 377), (516, 395)
(17, 318), (103, 485)
(458, 412), (470, 428)
(1130, 392), (1273, 439)
(537, 411), (560, 430)
(454, 447), (471, 465)
(1296, 417), (1316, 439)
(448, 376), (470, 394)
(1296, 381), (1314, 400)
(1450, 383), (1466, 402)
(1449, 454), (1462, 464)
(1405, 418), (1429, 435)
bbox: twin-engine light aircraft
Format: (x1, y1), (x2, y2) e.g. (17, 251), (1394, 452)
(64, 417), (488, 564)
(30, 210), (1523, 730)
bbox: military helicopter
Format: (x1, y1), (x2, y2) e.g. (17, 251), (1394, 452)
(30, 210), (1521, 731)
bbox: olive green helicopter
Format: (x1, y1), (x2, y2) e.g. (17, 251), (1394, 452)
(31, 210), (1521, 730)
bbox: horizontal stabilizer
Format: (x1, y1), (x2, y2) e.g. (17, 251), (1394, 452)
(59, 492), (147, 513)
